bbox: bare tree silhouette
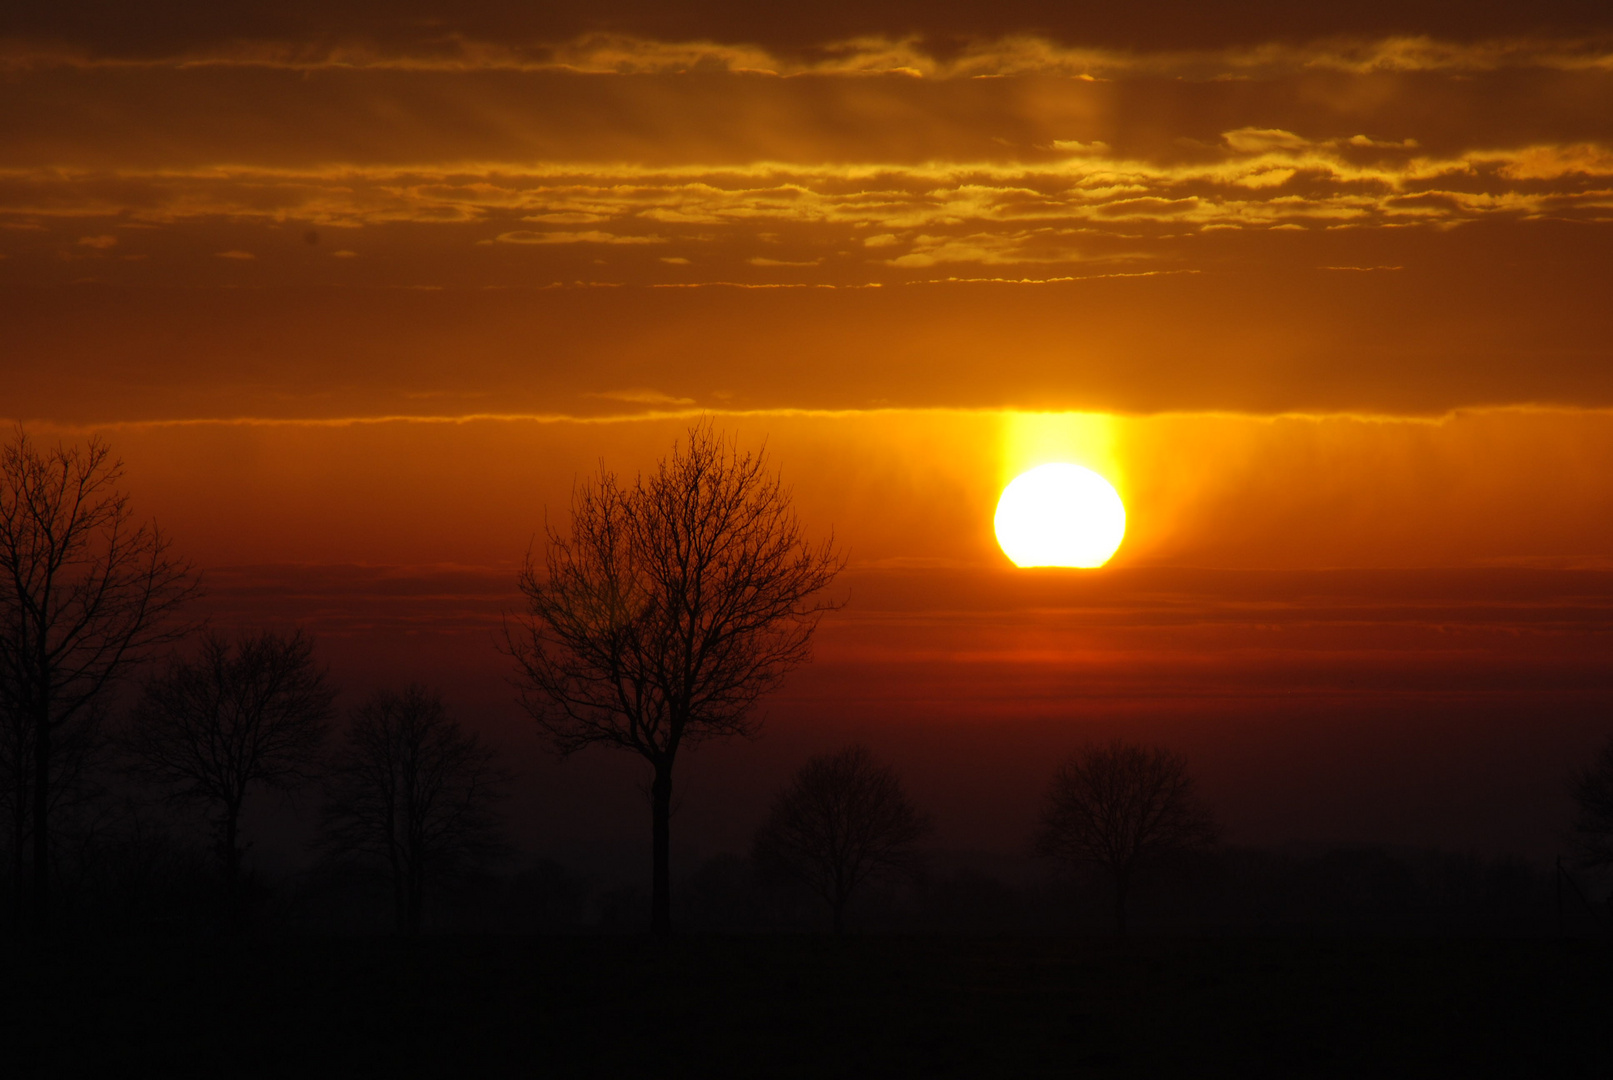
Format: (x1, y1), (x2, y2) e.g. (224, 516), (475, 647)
(506, 423), (842, 937)
(1570, 735), (1613, 874)
(125, 629), (334, 929)
(752, 744), (931, 934)
(1035, 741), (1217, 935)
(320, 684), (508, 935)
(0, 429), (196, 930)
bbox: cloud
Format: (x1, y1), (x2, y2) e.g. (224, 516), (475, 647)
(886, 233), (1072, 267)
(214, 249), (255, 259)
(2, 131), (1607, 275)
(76, 234), (117, 248)
(2, 34), (1611, 290)
(1051, 140), (1111, 155)
(585, 388), (697, 406)
(4, 142), (1594, 230)
(1487, 143), (1613, 181)
(8, 33), (1613, 79)
(489, 229), (668, 244)
(522, 211), (612, 224)
(1222, 128), (1316, 154)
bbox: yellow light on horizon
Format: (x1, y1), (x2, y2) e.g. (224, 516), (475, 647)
(994, 463), (1126, 568)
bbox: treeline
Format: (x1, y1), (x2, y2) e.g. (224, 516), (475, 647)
(0, 663), (1594, 939)
(681, 842), (1569, 936)
(0, 814), (1575, 940)
(0, 626), (508, 937)
(5, 425), (1613, 941)
(0, 430), (514, 937)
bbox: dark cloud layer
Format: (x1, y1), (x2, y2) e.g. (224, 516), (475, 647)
(9, 0), (1613, 59)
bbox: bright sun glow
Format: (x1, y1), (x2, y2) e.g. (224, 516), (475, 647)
(995, 463), (1126, 568)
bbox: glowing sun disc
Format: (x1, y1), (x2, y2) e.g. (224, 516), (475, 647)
(995, 463), (1126, 568)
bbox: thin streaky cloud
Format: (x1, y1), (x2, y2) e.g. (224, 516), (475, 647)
(4, 33), (1613, 78)
(9, 404), (1613, 434)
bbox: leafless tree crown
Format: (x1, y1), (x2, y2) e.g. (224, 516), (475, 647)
(320, 684), (508, 934)
(1570, 736), (1613, 871)
(0, 429), (197, 924)
(125, 629), (334, 909)
(0, 431), (196, 731)
(507, 423), (843, 763)
(752, 744), (931, 932)
(1035, 740), (1217, 918)
(127, 630), (335, 810)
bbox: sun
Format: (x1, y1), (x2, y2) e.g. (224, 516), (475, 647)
(995, 463), (1126, 568)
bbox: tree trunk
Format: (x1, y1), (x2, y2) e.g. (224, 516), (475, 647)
(1113, 871), (1129, 937)
(386, 828), (404, 935)
(404, 857), (422, 936)
(650, 760), (673, 939)
(11, 764), (27, 930)
(222, 806), (241, 935)
(832, 895), (847, 936)
(30, 704), (49, 934)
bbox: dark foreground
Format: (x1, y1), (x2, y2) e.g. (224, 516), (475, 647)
(2, 935), (1608, 1077)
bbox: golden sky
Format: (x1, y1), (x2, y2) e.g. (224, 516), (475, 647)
(5, 1), (1613, 857)
(6, 3), (1613, 420)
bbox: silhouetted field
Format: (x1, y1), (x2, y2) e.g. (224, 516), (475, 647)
(3, 934), (1607, 1077)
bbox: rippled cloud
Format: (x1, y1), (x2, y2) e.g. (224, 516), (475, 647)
(3, 131), (1609, 276)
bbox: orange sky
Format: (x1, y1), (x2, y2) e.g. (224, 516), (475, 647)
(4, 1), (1613, 865)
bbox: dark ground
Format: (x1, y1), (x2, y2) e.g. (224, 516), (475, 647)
(2, 935), (1609, 1077)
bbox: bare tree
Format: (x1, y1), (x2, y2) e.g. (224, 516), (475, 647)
(752, 745), (932, 934)
(320, 685), (508, 935)
(506, 423), (842, 937)
(1035, 740), (1217, 935)
(1570, 735), (1613, 873)
(125, 629), (334, 927)
(0, 429), (196, 929)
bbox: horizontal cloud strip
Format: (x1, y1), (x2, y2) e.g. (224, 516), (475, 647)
(6, 33), (1613, 78)
(3, 134), (1609, 269)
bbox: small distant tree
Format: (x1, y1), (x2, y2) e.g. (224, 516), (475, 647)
(506, 423), (841, 937)
(1035, 741), (1217, 935)
(752, 745), (931, 934)
(126, 629), (334, 927)
(1569, 735), (1613, 875)
(0, 429), (196, 929)
(321, 685), (509, 935)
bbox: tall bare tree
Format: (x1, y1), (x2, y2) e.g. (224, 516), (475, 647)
(125, 629), (334, 927)
(320, 684), (508, 935)
(752, 744), (932, 934)
(0, 430), (196, 929)
(1569, 735), (1613, 873)
(1035, 740), (1217, 935)
(506, 423), (842, 937)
